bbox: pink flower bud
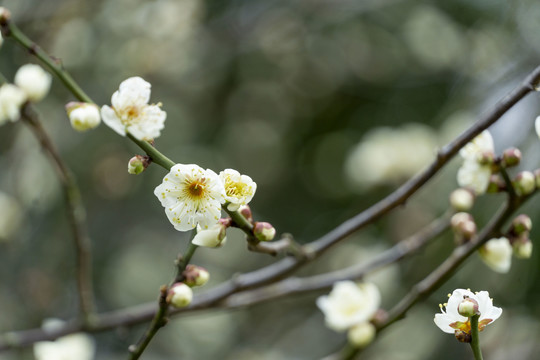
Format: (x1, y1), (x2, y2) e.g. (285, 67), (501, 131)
(238, 205), (253, 222)
(510, 214), (532, 235)
(182, 265), (210, 287)
(0, 7), (11, 25)
(501, 147), (522, 168)
(253, 222), (276, 242)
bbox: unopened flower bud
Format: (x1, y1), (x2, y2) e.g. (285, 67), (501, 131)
(238, 205), (253, 222)
(479, 237), (512, 273)
(512, 237), (533, 259)
(127, 155), (150, 175)
(486, 174), (506, 193)
(14, 64), (52, 102)
(477, 150), (495, 165)
(454, 329), (472, 343)
(347, 322), (376, 348)
(65, 102), (101, 131)
(253, 222), (276, 242)
(451, 212), (473, 230)
(501, 147), (522, 168)
(449, 188), (475, 211)
(192, 223), (227, 248)
(0, 84), (27, 124)
(510, 214), (532, 235)
(182, 264), (210, 287)
(0, 7), (11, 25)
(458, 297), (479, 317)
(513, 171), (536, 196)
(167, 282), (193, 308)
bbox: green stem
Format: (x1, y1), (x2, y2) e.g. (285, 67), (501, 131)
(6, 21), (177, 172)
(469, 315), (483, 360)
(126, 133), (175, 170)
(7, 23), (93, 103)
(173, 242), (199, 283)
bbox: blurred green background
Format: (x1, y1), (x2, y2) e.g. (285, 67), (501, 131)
(1, 0), (540, 359)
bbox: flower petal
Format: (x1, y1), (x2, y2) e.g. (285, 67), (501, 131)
(100, 105), (126, 136)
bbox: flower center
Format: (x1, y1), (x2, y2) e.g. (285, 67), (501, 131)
(225, 179), (248, 197)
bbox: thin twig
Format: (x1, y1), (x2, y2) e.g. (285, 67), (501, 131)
(20, 104), (96, 323)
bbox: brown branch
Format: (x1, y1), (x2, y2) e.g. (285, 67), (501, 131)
(20, 104), (96, 323)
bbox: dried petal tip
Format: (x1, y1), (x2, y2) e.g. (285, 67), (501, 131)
(0, 7), (11, 25)
(454, 330), (471, 343)
(347, 322), (376, 348)
(253, 222), (276, 242)
(513, 171), (536, 196)
(182, 265), (210, 287)
(167, 283), (193, 308)
(501, 147), (522, 168)
(458, 297), (479, 317)
(511, 214), (532, 235)
(127, 155), (150, 175)
(65, 102), (101, 132)
(449, 188), (475, 212)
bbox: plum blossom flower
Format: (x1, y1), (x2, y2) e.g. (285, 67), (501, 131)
(317, 281), (380, 332)
(66, 102), (101, 132)
(478, 237), (512, 273)
(14, 64), (52, 102)
(434, 289), (502, 335)
(0, 83), (27, 125)
(457, 130), (495, 194)
(219, 169), (257, 211)
(101, 77), (166, 141)
(154, 164), (225, 231)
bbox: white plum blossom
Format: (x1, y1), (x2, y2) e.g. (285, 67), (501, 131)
(0, 84), (27, 125)
(434, 289), (502, 335)
(66, 102), (101, 131)
(457, 130), (495, 194)
(479, 237), (512, 273)
(154, 164), (225, 231)
(34, 319), (95, 360)
(192, 223), (227, 248)
(14, 64), (52, 102)
(101, 77), (166, 141)
(167, 282), (193, 308)
(219, 169), (257, 211)
(317, 281), (380, 332)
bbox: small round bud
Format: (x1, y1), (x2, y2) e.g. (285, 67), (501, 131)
(511, 214), (532, 235)
(238, 205), (253, 222)
(192, 223), (227, 248)
(477, 150), (495, 165)
(513, 237), (533, 259)
(65, 102), (101, 131)
(127, 155), (150, 175)
(253, 222), (276, 242)
(347, 322), (376, 348)
(458, 297), (479, 317)
(449, 188), (475, 211)
(479, 237), (512, 273)
(501, 147), (522, 168)
(486, 174), (506, 193)
(0, 7), (11, 25)
(167, 282), (193, 308)
(454, 329), (472, 343)
(182, 265), (210, 287)
(0, 84), (27, 124)
(450, 212), (474, 230)
(513, 171), (536, 196)
(14, 64), (52, 102)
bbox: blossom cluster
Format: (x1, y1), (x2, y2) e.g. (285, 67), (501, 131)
(0, 64), (51, 125)
(154, 164), (257, 238)
(317, 281), (381, 348)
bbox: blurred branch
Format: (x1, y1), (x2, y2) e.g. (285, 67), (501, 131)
(20, 104), (96, 323)
(0, 210), (450, 350)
